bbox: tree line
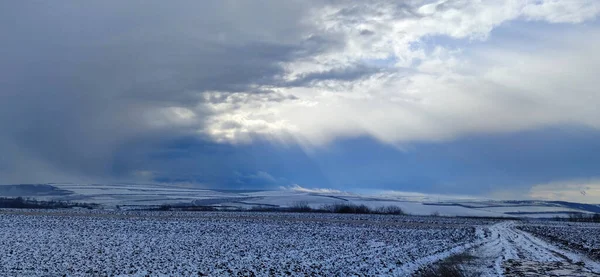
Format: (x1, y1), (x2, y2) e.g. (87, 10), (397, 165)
(0, 197), (97, 209)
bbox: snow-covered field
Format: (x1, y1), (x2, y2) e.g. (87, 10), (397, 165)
(518, 221), (600, 261)
(0, 209), (599, 276)
(0, 210), (493, 276)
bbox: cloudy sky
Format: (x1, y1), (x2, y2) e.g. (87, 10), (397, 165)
(2, 0), (600, 202)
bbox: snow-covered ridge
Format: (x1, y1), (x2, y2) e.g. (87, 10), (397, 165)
(0, 183), (597, 218)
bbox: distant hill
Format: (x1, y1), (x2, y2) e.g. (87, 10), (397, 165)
(0, 183), (597, 219)
(0, 184), (72, 197)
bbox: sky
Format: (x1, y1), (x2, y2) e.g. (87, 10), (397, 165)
(1, 0), (600, 202)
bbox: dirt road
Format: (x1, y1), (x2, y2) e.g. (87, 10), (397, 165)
(462, 221), (600, 276)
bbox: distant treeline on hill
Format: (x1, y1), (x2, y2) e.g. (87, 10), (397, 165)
(565, 213), (600, 223)
(154, 202), (406, 215)
(551, 213), (600, 223)
(0, 197), (98, 209)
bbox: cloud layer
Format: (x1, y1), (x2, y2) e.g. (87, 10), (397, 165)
(1, 0), (600, 201)
(203, 1), (600, 145)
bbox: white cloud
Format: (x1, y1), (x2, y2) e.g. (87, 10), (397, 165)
(522, 0), (600, 23)
(201, 0), (600, 146)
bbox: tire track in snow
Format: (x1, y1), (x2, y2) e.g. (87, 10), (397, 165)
(464, 221), (600, 276)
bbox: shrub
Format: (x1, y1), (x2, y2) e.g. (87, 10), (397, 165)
(158, 204), (172, 211)
(181, 206), (217, 211)
(288, 201), (313, 212)
(375, 205), (405, 215)
(567, 213), (600, 223)
(321, 203), (373, 214)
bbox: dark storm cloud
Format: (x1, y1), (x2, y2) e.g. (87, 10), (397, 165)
(326, 1), (420, 23)
(285, 63), (386, 87)
(116, 126), (600, 194)
(0, 0), (348, 183)
(137, 136), (331, 189)
(289, 126), (600, 195)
